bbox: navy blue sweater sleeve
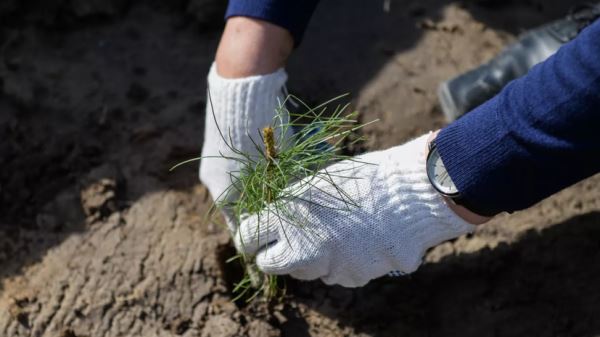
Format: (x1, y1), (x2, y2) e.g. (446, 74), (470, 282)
(225, 0), (319, 46)
(436, 19), (600, 215)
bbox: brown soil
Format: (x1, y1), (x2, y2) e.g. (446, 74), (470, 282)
(2, 1), (600, 336)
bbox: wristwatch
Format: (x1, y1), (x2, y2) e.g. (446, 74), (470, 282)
(426, 139), (497, 217)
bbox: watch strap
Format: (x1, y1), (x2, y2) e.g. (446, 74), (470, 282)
(452, 195), (500, 217)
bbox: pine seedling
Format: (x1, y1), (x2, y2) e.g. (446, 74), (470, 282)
(172, 93), (376, 301)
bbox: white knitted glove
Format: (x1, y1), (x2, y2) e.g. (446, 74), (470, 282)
(235, 134), (475, 287)
(199, 64), (288, 230)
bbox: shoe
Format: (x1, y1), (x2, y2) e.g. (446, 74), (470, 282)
(438, 3), (600, 122)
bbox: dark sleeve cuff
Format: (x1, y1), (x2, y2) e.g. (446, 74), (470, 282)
(225, 0), (319, 47)
(436, 95), (521, 216)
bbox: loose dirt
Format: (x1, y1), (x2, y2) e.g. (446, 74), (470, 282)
(2, 1), (599, 336)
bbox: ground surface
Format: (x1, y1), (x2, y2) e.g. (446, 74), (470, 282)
(2, 1), (600, 336)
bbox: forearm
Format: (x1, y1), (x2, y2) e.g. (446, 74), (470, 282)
(216, 0), (320, 78)
(216, 17), (293, 78)
(437, 19), (600, 215)
(225, 0), (319, 47)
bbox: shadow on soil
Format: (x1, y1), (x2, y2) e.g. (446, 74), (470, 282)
(286, 211), (600, 337)
(287, 0), (589, 101)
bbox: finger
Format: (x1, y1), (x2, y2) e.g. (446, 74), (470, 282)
(255, 241), (294, 275)
(235, 212), (281, 256)
(289, 266), (324, 281)
(320, 273), (367, 288)
(221, 208), (238, 233)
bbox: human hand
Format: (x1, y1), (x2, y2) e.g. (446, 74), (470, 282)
(234, 134), (475, 287)
(199, 64), (288, 231)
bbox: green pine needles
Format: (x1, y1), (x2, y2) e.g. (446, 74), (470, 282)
(172, 93), (376, 302)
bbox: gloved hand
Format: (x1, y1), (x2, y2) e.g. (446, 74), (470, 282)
(199, 64), (288, 231)
(234, 134), (475, 287)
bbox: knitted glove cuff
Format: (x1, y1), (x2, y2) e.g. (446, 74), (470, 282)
(206, 63), (288, 148)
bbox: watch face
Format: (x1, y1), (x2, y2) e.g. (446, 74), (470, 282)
(426, 146), (459, 196)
